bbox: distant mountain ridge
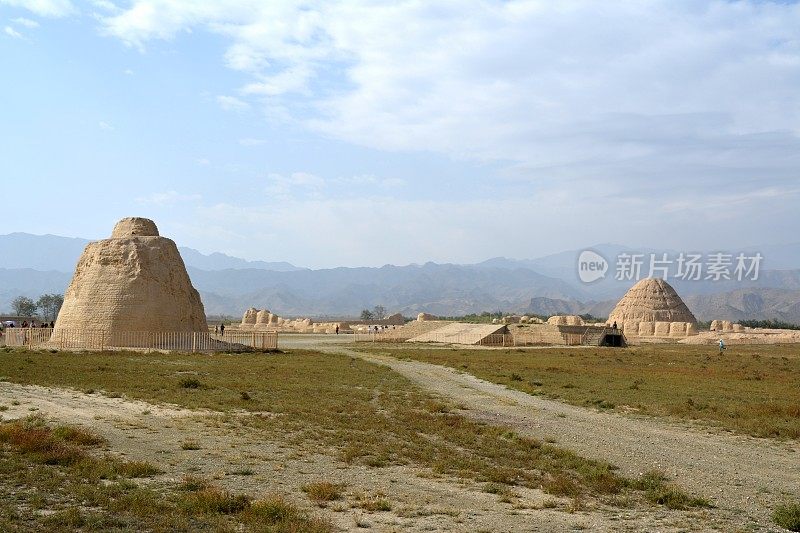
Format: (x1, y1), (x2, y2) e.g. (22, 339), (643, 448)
(0, 232), (798, 321)
(0, 233), (304, 273)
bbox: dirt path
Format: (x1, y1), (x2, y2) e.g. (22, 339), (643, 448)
(300, 343), (800, 530)
(1, 380), (732, 532)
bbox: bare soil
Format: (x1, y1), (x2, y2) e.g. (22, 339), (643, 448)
(0, 351), (743, 532)
(0, 381), (727, 532)
(313, 340), (799, 531)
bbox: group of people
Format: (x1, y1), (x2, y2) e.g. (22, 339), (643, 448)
(0, 320), (54, 329)
(0, 320), (54, 341)
(213, 323), (226, 336)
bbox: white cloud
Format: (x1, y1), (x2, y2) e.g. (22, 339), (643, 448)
(12, 17), (39, 28)
(182, 179), (800, 269)
(94, 1), (800, 258)
(333, 174), (405, 189)
(241, 65), (313, 96)
(261, 171), (404, 201)
(96, 2), (800, 173)
(216, 95), (249, 112)
(0, 0), (74, 17)
(660, 186), (800, 216)
(98, 120), (114, 131)
(265, 171), (325, 198)
(90, 0), (119, 12)
(4, 25), (22, 38)
(123, 68), (133, 75)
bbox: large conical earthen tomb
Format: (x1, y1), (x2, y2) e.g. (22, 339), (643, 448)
(53, 217), (207, 332)
(608, 278), (697, 337)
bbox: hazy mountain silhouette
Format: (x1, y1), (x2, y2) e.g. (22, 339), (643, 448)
(1, 232), (798, 321)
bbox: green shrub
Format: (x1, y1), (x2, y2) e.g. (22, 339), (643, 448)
(179, 377), (202, 389)
(181, 486), (250, 514)
(774, 502), (800, 532)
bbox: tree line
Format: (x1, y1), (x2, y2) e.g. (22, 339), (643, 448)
(8, 294), (64, 322)
(360, 305), (387, 321)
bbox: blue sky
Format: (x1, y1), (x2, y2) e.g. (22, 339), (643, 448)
(1, 0), (799, 268)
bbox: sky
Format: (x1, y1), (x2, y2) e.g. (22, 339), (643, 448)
(1, 0), (799, 269)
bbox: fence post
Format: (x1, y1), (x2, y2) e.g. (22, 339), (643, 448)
(192, 332), (197, 353)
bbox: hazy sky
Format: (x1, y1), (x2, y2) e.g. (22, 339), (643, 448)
(1, 0), (799, 268)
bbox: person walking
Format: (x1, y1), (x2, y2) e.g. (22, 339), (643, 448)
(220, 323), (225, 337)
(718, 338), (726, 354)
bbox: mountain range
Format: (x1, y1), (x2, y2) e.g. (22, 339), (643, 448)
(1, 233), (798, 323)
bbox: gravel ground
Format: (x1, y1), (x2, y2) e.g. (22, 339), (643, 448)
(0, 379), (731, 532)
(313, 341), (799, 532)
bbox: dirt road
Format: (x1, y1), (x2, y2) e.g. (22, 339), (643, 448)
(0, 379), (730, 532)
(279, 336), (799, 530)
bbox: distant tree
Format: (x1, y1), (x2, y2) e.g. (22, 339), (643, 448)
(360, 309), (374, 320)
(373, 305), (387, 320)
(11, 296), (37, 317)
(37, 293), (64, 322)
(739, 319), (800, 330)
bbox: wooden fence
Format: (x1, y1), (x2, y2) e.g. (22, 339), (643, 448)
(0, 328), (277, 353)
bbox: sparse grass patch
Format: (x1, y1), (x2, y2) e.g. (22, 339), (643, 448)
(245, 495), (334, 532)
(302, 481), (344, 503)
(228, 467), (255, 476)
(0, 419), (271, 531)
(180, 486), (250, 514)
(633, 470), (711, 510)
(358, 498), (392, 512)
(116, 460), (162, 478)
(424, 399), (450, 413)
(179, 377), (203, 389)
(362, 344), (800, 439)
(52, 424), (107, 446)
(0, 348), (710, 512)
(181, 474), (212, 492)
(483, 482), (502, 494)
(180, 439), (201, 450)
(773, 502), (800, 532)
(543, 473), (581, 497)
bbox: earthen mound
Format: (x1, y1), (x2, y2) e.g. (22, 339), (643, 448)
(608, 278), (696, 327)
(54, 217), (207, 332)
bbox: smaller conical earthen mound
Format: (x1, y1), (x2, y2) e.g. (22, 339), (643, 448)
(607, 278), (696, 326)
